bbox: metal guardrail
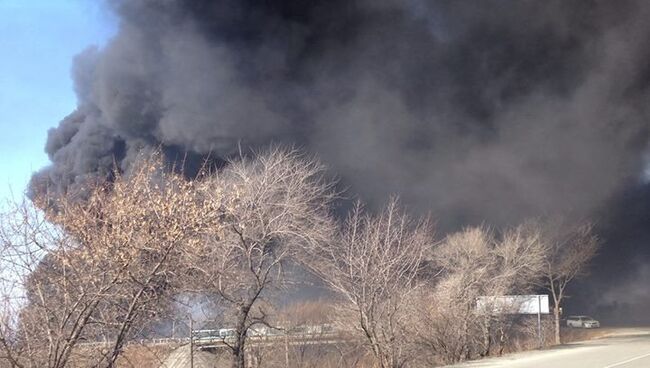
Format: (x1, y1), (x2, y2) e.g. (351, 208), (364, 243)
(192, 332), (346, 349)
(77, 331), (349, 349)
(77, 337), (188, 347)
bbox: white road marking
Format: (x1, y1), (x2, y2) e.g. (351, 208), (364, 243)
(601, 352), (650, 368)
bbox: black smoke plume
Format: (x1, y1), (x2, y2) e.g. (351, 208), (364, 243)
(32, 0), (650, 322)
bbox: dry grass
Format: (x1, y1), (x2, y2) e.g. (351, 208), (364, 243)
(116, 344), (181, 368)
(65, 343), (179, 368)
(562, 327), (629, 343)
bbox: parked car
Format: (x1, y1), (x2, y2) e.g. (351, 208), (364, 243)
(566, 315), (600, 328)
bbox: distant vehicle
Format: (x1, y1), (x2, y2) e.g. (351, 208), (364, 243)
(566, 315), (600, 328)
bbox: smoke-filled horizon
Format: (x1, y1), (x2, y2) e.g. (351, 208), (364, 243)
(32, 0), (650, 321)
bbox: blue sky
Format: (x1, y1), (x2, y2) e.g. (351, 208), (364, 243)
(0, 0), (116, 203)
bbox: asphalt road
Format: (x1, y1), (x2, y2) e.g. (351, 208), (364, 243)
(446, 329), (650, 368)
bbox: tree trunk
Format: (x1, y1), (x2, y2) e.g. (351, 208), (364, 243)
(554, 306), (561, 345)
(232, 305), (249, 368)
(480, 317), (491, 357)
(497, 327), (506, 356)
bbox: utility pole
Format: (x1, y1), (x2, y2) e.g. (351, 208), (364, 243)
(189, 315), (194, 368)
(537, 295), (543, 349)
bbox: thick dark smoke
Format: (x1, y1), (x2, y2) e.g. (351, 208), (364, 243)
(32, 0), (650, 322)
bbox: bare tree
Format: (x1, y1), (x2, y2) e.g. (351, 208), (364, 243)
(0, 199), (57, 368)
(58, 153), (225, 367)
(0, 152), (223, 368)
(538, 221), (599, 344)
(306, 198), (434, 368)
(412, 225), (546, 364)
(0, 197), (120, 368)
(183, 147), (337, 368)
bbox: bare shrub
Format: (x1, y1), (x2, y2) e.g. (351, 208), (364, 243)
(410, 225), (546, 365)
